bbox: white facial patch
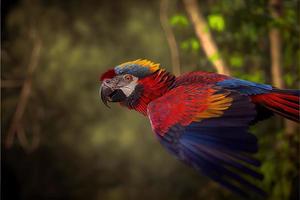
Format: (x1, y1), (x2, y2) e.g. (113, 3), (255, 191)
(120, 77), (138, 97)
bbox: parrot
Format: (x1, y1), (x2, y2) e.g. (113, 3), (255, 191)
(99, 59), (299, 198)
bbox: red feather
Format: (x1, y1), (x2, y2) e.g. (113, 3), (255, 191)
(251, 92), (300, 122)
(173, 71), (228, 86)
(131, 70), (175, 115)
(148, 85), (234, 135)
(100, 69), (116, 81)
(130, 71), (228, 116)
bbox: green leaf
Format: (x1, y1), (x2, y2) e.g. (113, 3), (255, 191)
(229, 55), (244, 68)
(284, 74), (294, 86)
(208, 14), (225, 32)
(203, 25), (210, 33)
(190, 38), (200, 51)
(250, 71), (264, 83)
(208, 52), (220, 63)
(180, 40), (190, 50)
(261, 161), (275, 186)
(169, 14), (189, 27)
(254, 7), (264, 15)
(180, 38), (201, 52)
(241, 24), (257, 42)
(239, 71), (264, 83)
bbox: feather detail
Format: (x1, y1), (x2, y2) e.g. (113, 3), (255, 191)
(100, 69), (116, 81)
(252, 90), (300, 122)
(196, 92), (232, 119)
(123, 70), (175, 115)
(173, 71), (228, 86)
(148, 86), (234, 135)
(115, 59), (161, 78)
(216, 78), (272, 95)
(150, 90), (265, 197)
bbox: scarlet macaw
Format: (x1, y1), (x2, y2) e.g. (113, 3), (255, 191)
(99, 59), (299, 198)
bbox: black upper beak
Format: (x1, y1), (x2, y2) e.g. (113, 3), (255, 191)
(100, 84), (113, 108)
(100, 84), (127, 108)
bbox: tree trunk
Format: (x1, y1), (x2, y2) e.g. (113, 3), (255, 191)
(269, 0), (284, 88)
(160, 0), (181, 76)
(269, 0), (298, 136)
(183, 0), (230, 76)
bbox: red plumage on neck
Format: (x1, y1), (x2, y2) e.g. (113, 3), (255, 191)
(132, 70), (175, 115)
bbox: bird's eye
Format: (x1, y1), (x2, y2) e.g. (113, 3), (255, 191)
(124, 74), (133, 81)
(105, 79), (111, 84)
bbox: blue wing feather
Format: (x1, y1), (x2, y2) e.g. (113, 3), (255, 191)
(216, 78), (272, 95)
(154, 91), (266, 198)
(180, 140), (265, 196)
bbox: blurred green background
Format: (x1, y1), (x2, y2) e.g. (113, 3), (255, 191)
(1, 0), (299, 200)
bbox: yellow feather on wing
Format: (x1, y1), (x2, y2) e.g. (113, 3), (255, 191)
(194, 92), (233, 120)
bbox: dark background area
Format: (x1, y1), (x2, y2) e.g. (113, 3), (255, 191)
(1, 0), (299, 199)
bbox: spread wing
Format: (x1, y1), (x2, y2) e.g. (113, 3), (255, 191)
(147, 84), (266, 198)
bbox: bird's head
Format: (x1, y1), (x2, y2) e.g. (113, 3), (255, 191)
(99, 59), (175, 114)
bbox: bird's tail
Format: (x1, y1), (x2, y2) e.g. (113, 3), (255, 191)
(252, 89), (300, 122)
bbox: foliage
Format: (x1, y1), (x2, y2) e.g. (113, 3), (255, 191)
(208, 14), (225, 32)
(170, 14), (189, 27)
(2, 0), (299, 200)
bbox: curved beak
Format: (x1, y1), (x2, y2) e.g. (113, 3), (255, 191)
(100, 83), (127, 108)
(100, 84), (113, 108)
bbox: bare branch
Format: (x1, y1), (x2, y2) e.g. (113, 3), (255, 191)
(160, 0), (181, 76)
(269, 0), (284, 88)
(268, 0), (298, 135)
(16, 123), (40, 153)
(183, 0), (230, 75)
(1, 80), (24, 88)
(5, 31), (42, 149)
